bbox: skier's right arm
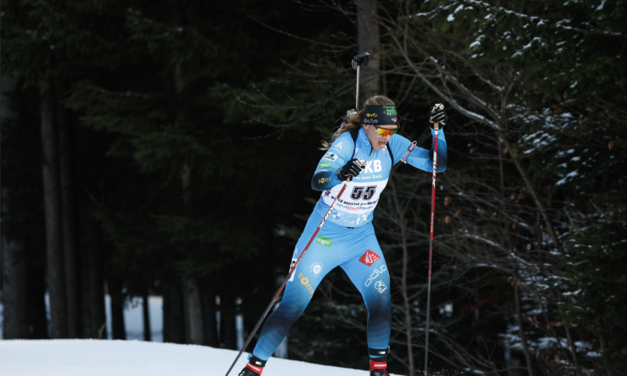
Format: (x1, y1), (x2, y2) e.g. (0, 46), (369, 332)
(311, 136), (351, 191)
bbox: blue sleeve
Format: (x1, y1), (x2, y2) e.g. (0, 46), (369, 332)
(311, 134), (352, 191)
(388, 128), (447, 172)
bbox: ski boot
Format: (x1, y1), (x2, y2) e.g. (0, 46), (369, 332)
(369, 358), (389, 376)
(238, 355), (266, 376)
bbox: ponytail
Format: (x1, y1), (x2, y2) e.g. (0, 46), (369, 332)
(320, 110), (364, 151)
(320, 95), (395, 151)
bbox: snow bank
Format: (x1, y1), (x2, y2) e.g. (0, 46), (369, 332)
(0, 340), (374, 376)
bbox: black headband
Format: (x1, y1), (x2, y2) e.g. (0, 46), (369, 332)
(362, 105), (398, 125)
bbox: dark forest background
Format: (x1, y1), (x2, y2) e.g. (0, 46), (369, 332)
(1, 0), (626, 375)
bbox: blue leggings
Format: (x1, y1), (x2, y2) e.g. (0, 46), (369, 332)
(252, 211), (391, 361)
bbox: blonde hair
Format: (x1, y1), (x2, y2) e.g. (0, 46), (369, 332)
(320, 95), (396, 150)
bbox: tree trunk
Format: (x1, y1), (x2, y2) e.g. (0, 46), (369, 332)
(27, 263), (50, 339)
(40, 78), (68, 339)
(1, 231), (30, 339)
(108, 278), (126, 340)
(80, 202), (106, 338)
(80, 210), (94, 338)
(203, 291), (218, 347)
(1, 75), (30, 339)
(173, 44), (207, 344)
(56, 77), (80, 338)
(159, 60), (188, 343)
(219, 296), (237, 349)
(163, 280), (186, 343)
(179, 162), (206, 345)
(91, 223), (107, 339)
(184, 278), (206, 345)
(357, 0), (381, 101)
(514, 281), (535, 376)
(143, 291), (152, 341)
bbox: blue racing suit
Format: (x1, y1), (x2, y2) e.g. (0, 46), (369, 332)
(251, 126), (447, 361)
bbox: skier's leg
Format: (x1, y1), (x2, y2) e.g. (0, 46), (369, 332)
(251, 216), (344, 361)
(251, 251), (333, 360)
(340, 231), (391, 358)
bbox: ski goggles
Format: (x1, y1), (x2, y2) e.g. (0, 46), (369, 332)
(373, 124), (399, 136)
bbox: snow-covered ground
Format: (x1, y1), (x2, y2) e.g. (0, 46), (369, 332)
(0, 294), (288, 358)
(0, 340), (373, 376)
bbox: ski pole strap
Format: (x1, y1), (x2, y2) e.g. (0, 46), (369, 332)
(400, 141), (418, 164)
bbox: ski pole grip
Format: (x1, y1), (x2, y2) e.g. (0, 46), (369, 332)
(347, 159), (366, 181)
(351, 52), (370, 70)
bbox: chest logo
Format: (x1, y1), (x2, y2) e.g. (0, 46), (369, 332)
(364, 160), (382, 173)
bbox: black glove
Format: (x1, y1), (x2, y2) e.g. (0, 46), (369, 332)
(429, 103), (447, 128)
(336, 158), (366, 181)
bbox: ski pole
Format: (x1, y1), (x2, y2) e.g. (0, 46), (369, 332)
(224, 172), (361, 376)
(424, 113), (441, 376)
(352, 52), (370, 110)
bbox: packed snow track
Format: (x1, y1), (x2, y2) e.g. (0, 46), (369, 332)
(0, 340), (385, 376)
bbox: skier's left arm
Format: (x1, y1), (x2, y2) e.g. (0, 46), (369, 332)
(388, 128), (447, 173)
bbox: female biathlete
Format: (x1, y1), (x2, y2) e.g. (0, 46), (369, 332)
(239, 96), (448, 376)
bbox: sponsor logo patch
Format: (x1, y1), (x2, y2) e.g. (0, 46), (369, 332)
(247, 364), (262, 372)
(365, 265), (388, 287)
(383, 106), (397, 116)
(372, 361), (387, 369)
(374, 280), (387, 293)
(297, 272), (315, 298)
(318, 177), (330, 184)
(359, 250), (381, 266)
(330, 209), (344, 222)
(310, 262), (323, 276)
(318, 162), (331, 168)
(364, 160), (382, 173)
(333, 142), (343, 150)
(288, 247), (299, 282)
(288, 258), (297, 282)
(360, 131), (370, 145)
(316, 236), (333, 247)
(323, 152), (338, 161)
